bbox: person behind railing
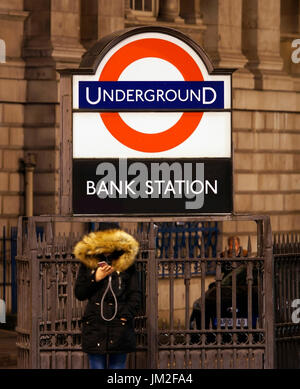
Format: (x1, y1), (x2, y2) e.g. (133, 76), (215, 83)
(74, 222), (141, 369)
(219, 236), (248, 280)
(190, 235), (250, 335)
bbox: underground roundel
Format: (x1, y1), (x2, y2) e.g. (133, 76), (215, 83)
(71, 27), (233, 215)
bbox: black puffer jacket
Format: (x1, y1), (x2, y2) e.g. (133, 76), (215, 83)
(74, 228), (141, 354)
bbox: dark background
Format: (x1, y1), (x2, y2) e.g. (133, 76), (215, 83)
(73, 158), (233, 215)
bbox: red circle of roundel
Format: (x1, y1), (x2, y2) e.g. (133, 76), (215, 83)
(99, 38), (204, 153)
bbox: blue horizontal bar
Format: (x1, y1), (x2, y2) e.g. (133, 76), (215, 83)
(78, 81), (224, 110)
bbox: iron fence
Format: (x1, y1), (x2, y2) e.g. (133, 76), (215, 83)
(274, 233), (300, 369)
(0, 226), (17, 316)
(15, 215), (274, 369)
(155, 221), (219, 277)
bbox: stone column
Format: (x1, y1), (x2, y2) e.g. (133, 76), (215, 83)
(98, 0), (125, 38)
(50, 0), (86, 66)
(242, 0), (292, 90)
(80, 0), (98, 50)
(201, 0), (252, 88)
(124, 0), (137, 22)
(81, 0), (125, 48)
(22, 0), (85, 216)
(180, 0), (202, 25)
(124, 0), (205, 46)
(177, 0), (206, 46)
(157, 0), (183, 23)
(0, 0), (28, 227)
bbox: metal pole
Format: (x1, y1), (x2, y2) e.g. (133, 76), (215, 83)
(28, 217), (39, 368)
(11, 227), (17, 314)
(263, 216), (275, 368)
(146, 222), (158, 368)
(24, 153), (36, 217)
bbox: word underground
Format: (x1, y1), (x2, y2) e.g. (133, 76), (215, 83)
(86, 159), (218, 210)
(79, 81), (224, 109)
(86, 86), (217, 104)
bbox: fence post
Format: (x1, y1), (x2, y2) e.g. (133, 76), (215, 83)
(263, 216), (275, 368)
(28, 217), (40, 368)
(146, 222), (158, 368)
(11, 227), (17, 314)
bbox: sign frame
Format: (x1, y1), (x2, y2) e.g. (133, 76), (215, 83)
(58, 26), (236, 217)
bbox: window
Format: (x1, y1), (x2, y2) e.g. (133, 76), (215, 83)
(129, 0), (158, 16)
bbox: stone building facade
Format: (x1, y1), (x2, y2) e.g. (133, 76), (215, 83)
(0, 0), (300, 245)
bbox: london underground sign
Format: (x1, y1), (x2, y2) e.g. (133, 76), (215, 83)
(69, 27), (233, 215)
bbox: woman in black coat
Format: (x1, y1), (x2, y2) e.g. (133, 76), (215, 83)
(74, 223), (141, 369)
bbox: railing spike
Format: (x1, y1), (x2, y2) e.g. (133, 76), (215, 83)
(28, 218), (38, 250)
(247, 235), (252, 257)
(225, 245), (229, 258)
(276, 232), (280, 246)
(291, 232), (295, 253)
(232, 237), (237, 257)
(37, 233), (43, 257)
(225, 320), (228, 331)
(200, 234), (205, 258)
(169, 230), (175, 259)
(281, 234), (285, 253)
(241, 319), (245, 330)
(45, 221), (53, 245)
(273, 233), (278, 254)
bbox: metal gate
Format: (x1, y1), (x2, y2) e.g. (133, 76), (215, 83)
(274, 233), (300, 368)
(0, 226), (17, 316)
(16, 215), (274, 369)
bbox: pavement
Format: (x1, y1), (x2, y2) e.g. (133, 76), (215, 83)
(0, 329), (18, 369)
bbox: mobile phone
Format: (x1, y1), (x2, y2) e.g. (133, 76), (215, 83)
(98, 261), (108, 268)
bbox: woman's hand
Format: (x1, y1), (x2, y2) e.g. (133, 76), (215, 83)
(95, 264), (114, 282)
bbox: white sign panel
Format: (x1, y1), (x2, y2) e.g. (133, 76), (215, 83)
(72, 31), (231, 159)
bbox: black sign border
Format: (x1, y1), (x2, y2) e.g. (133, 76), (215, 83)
(72, 158), (233, 216)
(59, 26), (236, 217)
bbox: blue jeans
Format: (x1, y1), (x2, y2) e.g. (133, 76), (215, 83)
(88, 353), (127, 369)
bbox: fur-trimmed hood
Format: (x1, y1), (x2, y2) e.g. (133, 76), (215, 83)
(73, 229), (139, 273)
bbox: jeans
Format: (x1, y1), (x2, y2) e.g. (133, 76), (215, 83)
(88, 353), (127, 369)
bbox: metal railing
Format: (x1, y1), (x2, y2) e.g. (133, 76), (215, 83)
(273, 233), (300, 369)
(156, 221), (219, 277)
(15, 215), (274, 369)
(0, 226), (17, 316)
